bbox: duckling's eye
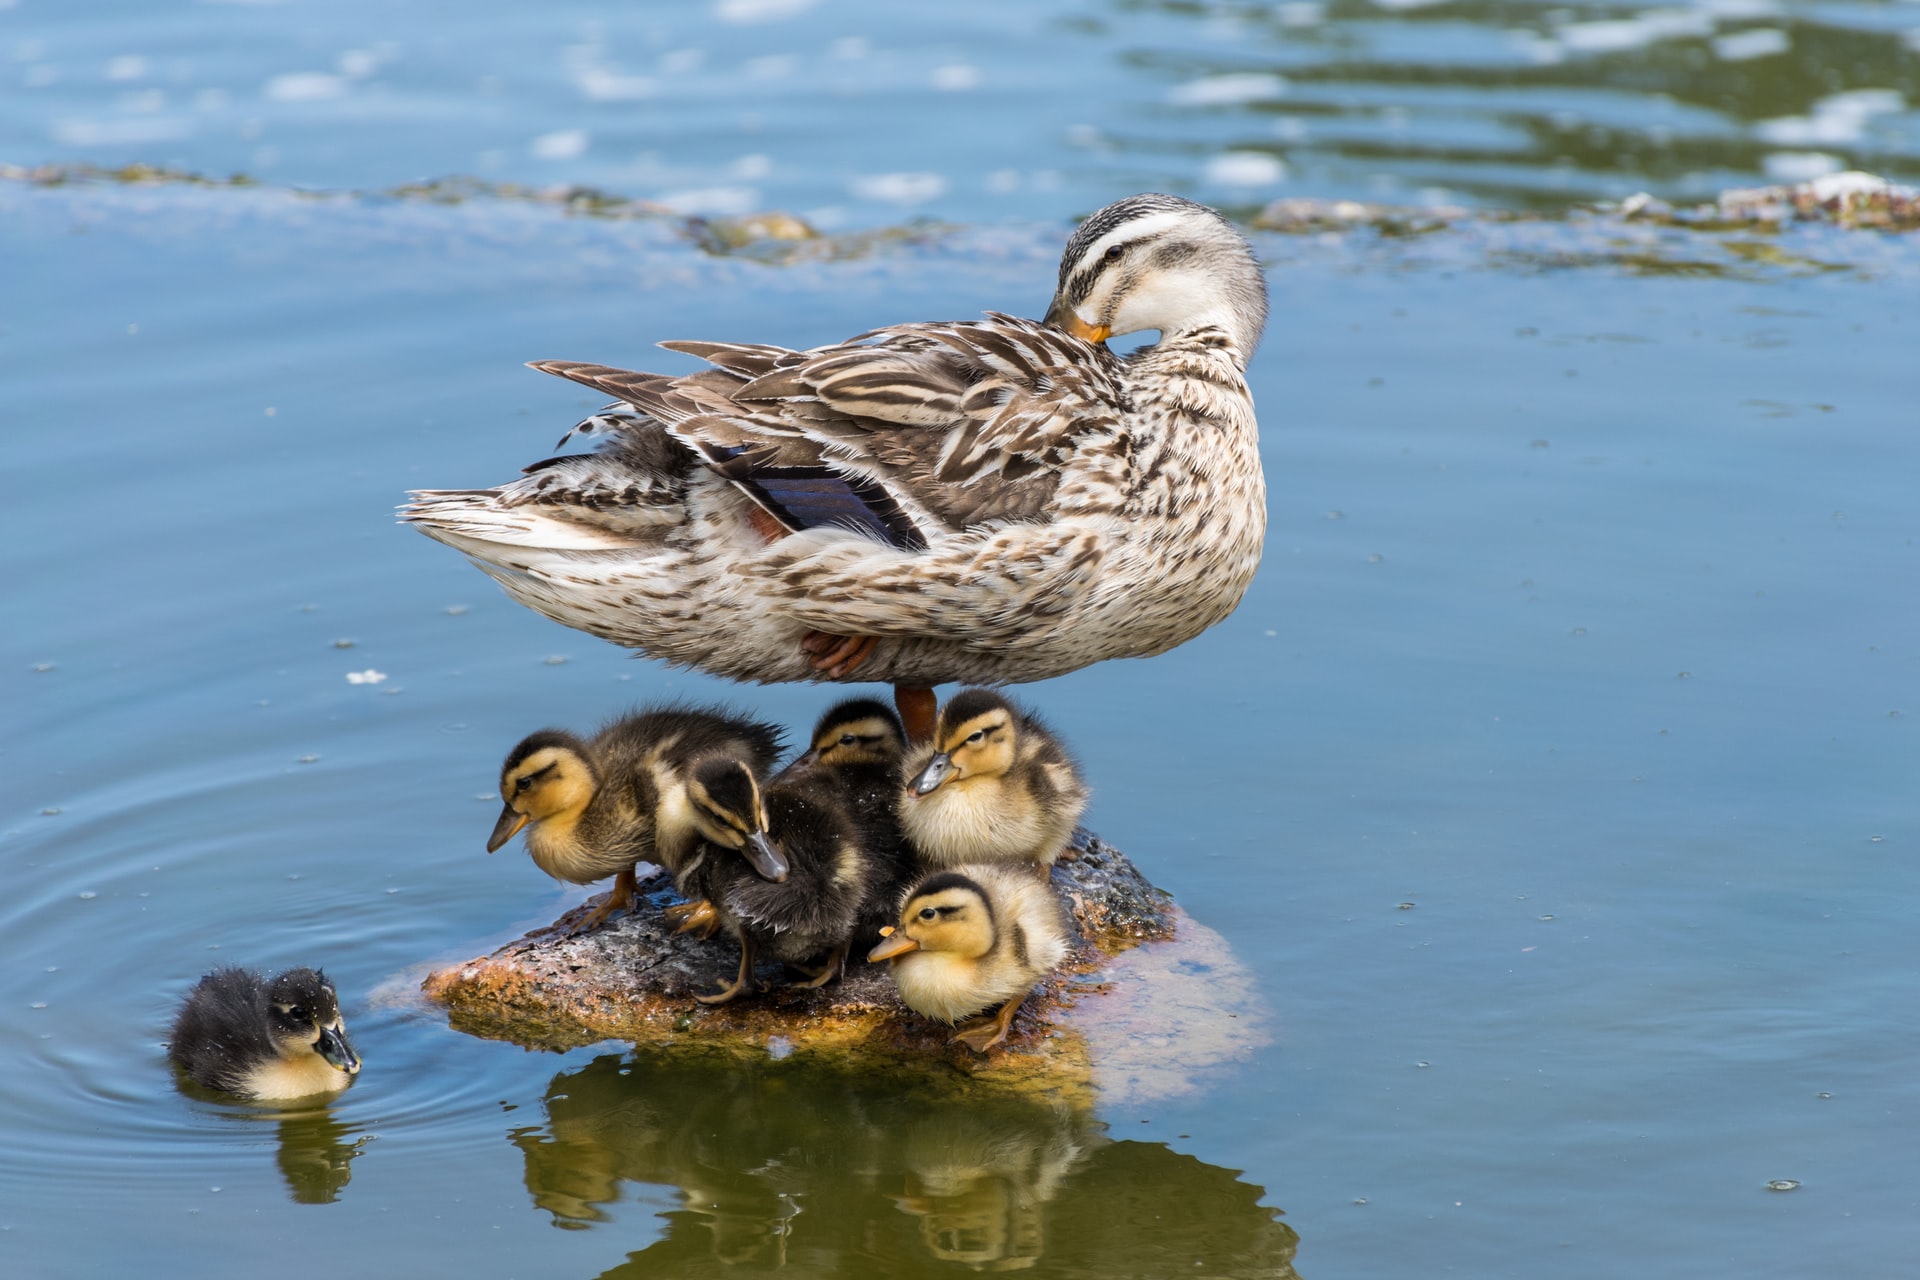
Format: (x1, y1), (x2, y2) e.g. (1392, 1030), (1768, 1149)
(967, 729), (986, 744)
(285, 1006), (307, 1023)
(917, 907), (937, 921)
(1104, 243), (1125, 262)
(515, 775), (534, 793)
(838, 734), (857, 746)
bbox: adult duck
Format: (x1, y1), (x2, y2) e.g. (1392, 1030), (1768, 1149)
(404, 193), (1267, 741)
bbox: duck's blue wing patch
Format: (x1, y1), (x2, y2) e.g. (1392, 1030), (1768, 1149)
(706, 447), (928, 551)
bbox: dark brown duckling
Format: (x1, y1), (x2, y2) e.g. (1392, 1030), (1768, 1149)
(169, 967), (361, 1100)
(669, 697), (911, 941)
(489, 704), (784, 934)
(679, 755), (885, 1006)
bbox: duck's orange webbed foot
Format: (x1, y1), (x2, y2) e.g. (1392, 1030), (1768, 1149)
(801, 631), (877, 679)
(786, 942), (850, 990)
(664, 898), (721, 939)
(565, 865), (638, 936)
(950, 996), (1025, 1054)
(694, 934), (759, 1006)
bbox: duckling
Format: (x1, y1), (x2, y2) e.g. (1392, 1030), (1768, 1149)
(489, 705), (784, 935)
(680, 755), (882, 1006)
(867, 866), (1071, 1053)
(668, 697), (911, 941)
(898, 689), (1088, 871)
(169, 967), (361, 1100)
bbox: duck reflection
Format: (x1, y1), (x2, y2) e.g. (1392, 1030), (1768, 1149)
(272, 1105), (368, 1204)
(195, 1096), (369, 1205)
(512, 1053), (1301, 1277)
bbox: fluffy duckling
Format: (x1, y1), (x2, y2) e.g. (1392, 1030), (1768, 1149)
(669, 697), (910, 941)
(489, 705), (784, 934)
(899, 689), (1088, 871)
(868, 866), (1071, 1053)
(680, 756), (881, 1006)
(169, 967), (361, 1100)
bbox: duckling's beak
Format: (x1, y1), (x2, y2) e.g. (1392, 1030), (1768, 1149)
(868, 928), (920, 962)
(743, 831), (789, 882)
(1043, 298), (1111, 345)
(908, 752), (954, 796)
(486, 804), (529, 853)
(317, 1023), (361, 1076)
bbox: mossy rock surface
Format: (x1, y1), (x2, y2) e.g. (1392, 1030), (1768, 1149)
(422, 831), (1265, 1106)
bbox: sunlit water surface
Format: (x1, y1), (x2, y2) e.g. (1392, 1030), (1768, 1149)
(4, 3), (1919, 1279)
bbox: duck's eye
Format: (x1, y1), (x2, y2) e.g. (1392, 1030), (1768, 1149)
(1104, 243), (1125, 262)
(838, 734), (857, 746)
(515, 775), (534, 793)
(285, 1006), (307, 1023)
(967, 729), (986, 744)
(918, 907), (937, 921)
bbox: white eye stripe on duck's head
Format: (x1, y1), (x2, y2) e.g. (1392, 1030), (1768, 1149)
(1046, 193), (1267, 356)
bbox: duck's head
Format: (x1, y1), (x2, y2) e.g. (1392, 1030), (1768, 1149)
(868, 872), (995, 963)
(265, 968), (361, 1077)
(1043, 192), (1267, 362)
(907, 689), (1018, 797)
(686, 757), (789, 882)
(488, 730), (596, 852)
(793, 698), (906, 771)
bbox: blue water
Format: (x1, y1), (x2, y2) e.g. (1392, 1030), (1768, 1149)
(5, 2), (1919, 1277)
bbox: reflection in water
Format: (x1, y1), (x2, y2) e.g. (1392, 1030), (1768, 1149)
(273, 1107), (369, 1205)
(513, 1054), (1300, 1277)
(1128, 0), (1920, 207)
(194, 1092), (369, 1205)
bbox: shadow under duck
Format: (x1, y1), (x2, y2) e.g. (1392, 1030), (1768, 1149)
(489, 705), (784, 935)
(169, 967), (361, 1100)
(404, 193), (1268, 744)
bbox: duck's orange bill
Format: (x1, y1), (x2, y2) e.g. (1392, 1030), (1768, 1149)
(868, 931), (920, 962)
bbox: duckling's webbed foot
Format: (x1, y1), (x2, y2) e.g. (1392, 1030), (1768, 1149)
(695, 934), (760, 1006)
(567, 865), (640, 936)
(786, 941), (850, 990)
(950, 995), (1027, 1054)
(664, 898), (721, 940)
(800, 630), (877, 679)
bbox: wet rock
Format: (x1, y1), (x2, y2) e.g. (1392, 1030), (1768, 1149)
(422, 830), (1264, 1105)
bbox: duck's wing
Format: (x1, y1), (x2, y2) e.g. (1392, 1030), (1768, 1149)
(532, 316), (1130, 549)
(402, 421), (691, 543)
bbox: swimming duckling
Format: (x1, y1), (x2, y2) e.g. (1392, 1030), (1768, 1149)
(898, 689), (1088, 871)
(169, 967), (361, 1100)
(680, 755), (882, 1006)
(669, 697), (911, 941)
(868, 866), (1071, 1053)
(489, 705), (784, 935)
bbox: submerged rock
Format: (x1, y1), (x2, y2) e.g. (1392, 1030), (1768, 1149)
(422, 830), (1265, 1106)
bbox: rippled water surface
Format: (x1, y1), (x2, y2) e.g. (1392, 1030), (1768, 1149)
(5, 2), (1919, 1278)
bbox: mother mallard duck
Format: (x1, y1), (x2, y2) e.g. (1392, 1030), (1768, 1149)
(403, 193), (1267, 740)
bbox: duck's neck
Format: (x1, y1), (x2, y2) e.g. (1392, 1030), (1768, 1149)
(650, 777), (701, 873)
(1128, 326), (1256, 425)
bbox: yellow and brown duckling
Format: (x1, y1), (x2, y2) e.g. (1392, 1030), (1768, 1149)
(899, 689), (1088, 872)
(679, 755), (885, 1006)
(488, 705), (784, 935)
(868, 866), (1071, 1053)
(169, 967), (361, 1100)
